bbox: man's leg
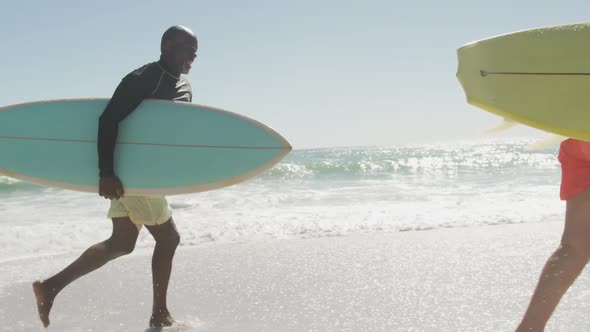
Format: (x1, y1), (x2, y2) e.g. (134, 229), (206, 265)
(516, 189), (590, 331)
(145, 217), (180, 327)
(33, 217), (139, 327)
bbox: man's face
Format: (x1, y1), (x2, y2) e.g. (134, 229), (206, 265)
(166, 34), (198, 75)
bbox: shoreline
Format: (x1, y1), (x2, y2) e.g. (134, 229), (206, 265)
(0, 221), (588, 331)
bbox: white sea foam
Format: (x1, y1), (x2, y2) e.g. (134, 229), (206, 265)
(0, 138), (563, 261)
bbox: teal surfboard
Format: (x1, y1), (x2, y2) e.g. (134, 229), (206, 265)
(0, 99), (292, 195)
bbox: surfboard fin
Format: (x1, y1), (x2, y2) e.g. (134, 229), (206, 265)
(526, 134), (568, 150)
(484, 118), (518, 133)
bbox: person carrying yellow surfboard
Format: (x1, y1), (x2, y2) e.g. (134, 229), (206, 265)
(516, 138), (590, 331)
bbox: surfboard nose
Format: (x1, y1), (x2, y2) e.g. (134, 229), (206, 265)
(456, 22), (590, 141)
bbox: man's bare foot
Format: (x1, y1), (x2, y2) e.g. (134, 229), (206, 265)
(150, 309), (177, 327)
(32, 280), (55, 328)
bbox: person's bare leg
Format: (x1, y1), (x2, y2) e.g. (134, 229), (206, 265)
(516, 189), (590, 332)
(33, 217), (139, 327)
(145, 217), (180, 327)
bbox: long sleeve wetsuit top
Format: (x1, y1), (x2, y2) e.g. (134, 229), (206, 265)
(97, 60), (192, 177)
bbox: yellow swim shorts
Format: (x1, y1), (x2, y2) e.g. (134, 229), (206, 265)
(107, 196), (172, 229)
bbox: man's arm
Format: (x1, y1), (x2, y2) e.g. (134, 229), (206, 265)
(97, 74), (148, 197)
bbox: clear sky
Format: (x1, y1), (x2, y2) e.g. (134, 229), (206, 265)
(2, 0), (589, 149)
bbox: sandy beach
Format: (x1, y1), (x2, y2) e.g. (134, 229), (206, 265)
(4, 2), (590, 332)
(0, 220), (587, 332)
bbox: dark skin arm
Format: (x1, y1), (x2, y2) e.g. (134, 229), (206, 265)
(97, 74), (149, 199)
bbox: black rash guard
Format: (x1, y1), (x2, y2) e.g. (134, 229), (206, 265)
(97, 60), (192, 177)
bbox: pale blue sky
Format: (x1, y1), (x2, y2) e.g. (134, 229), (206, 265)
(1, 0), (589, 148)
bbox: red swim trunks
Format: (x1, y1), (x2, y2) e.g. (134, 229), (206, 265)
(559, 138), (590, 200)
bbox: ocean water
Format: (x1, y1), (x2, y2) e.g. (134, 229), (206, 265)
(0, 137), (563, 262)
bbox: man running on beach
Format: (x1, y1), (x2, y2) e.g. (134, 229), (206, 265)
(32, 25), (198, 328)
(516, 138), (590, 331)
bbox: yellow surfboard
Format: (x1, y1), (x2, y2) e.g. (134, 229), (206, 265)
(457, 23), (590, 141)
